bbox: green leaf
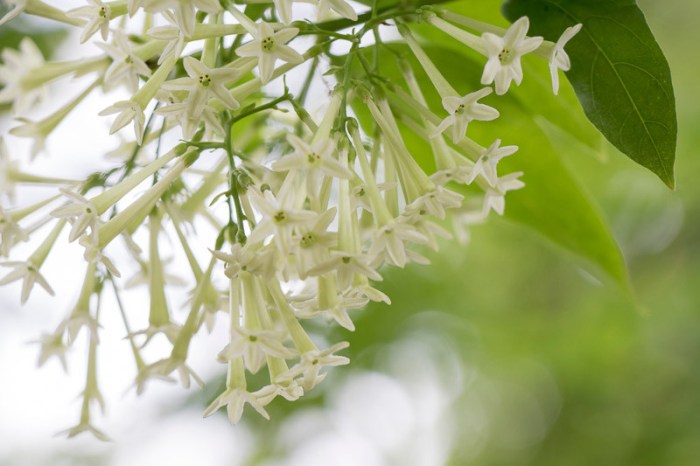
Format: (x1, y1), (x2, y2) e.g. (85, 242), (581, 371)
(502, 0), (677, 188)
(344, 43), (629, 287)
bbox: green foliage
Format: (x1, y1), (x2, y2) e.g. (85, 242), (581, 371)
(502, 0), (678, 188)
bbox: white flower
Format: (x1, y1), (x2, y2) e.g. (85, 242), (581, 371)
(98, 99), (145, 144)
(433, 87), (500, 143)
(0, 207), (28, 257)
(273, 134), (353, 180)
(247, 177), (317, 253)
(403, 186), (464, 221)
(308, 251), (382, 291)
(430, 165), (472, 186)
(295, 290), (368, 331)
(146, 357), (204, 389)
(236, 23), (303, 84)
(203, 386), (271, 424)
(369, 222), (428, 268)
(217, 327), (296, 374)
(80, 240), (121, 277)
(156, 90), (225, 140)
(467, 139), (519, 186)
(282, 341), (350, 391)
(67, 0), (114, 44)
(546, 23), (583, 95)
(58, 420), (111, 442)
(256, 381), (304, 404)
(273, 0), (294, 24)
(0, 260), (54, 304)
(146, 10), (185, 64)
(50, 189), (100, 243)
(0, 37), (46, 114)
(317, 0), (357, 21)
(289, 207), (337, 278)
(211, 243), (277, 280)
(158, 0), (221, 37)
(34, 331), (68, 371)
(405, 216), (452, 251)
(162, 57), (240, 118)
(483, 171), (525, 215)
(97, 32), (152, 93)
(8, 117), (49, 158)
(481, 17), (543, 95)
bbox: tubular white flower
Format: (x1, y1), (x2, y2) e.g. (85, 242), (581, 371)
(100, 54), (178, 143)
(537, 23), (583, 95)
(162, 57), (241, 117)
(273, 134), (351, 179)
(481, 17), (544, 95)
(67, 0), (127, 44)
(203, 385), (271, 423)
(369, 222), (428, 268)
(432, 87), (500, 143)
(0, 218), (65, 304)
(236, 23), (304, 84)
(0, 207), (29, 257)
(467, 139), (519, 187)
(158, 0), (222, 37)
(0, 37), (47, 114)
(289, 207), (337, 279)
(0, 259), (54, 304)
(34, 330), (69, 371)
(281, 341), (350, 391)
(483, 171), (525, 215)
(247, 174), (317, 253)
(97, 32), (152, 93)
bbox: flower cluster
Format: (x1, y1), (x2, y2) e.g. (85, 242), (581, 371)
(0, 0), (580, 436)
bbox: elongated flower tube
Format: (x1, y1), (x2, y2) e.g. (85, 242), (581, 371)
(87, 148), (198, 253)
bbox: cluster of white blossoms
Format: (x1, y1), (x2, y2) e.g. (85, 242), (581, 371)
(0, 0), (580, 437)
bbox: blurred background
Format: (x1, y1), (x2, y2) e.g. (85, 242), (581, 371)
(1, 0), (699, 465)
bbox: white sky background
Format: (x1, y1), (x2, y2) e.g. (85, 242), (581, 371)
(0, 2), (460, 465)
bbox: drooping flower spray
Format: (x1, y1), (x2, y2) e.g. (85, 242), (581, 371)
(0, 0), (581, 436)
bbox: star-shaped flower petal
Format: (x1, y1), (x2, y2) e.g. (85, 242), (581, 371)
(483, 171), (525, 215)
(282, 341), (350, 391)
(481, 17), (544, 95)
(203, 387), (271, 424)
(98, 99), (146, 144)
(162, 57), (240, 118)
(0, 260), (54, 304)
(273, 134), (353, 179)
(432, 88), (499, 143)
(67, 0), (114, 44)
(97, 32), (152, 93)
(217, 326), (296, 374)
(236, 23), (303, 84)
(466, 139), (519, 187)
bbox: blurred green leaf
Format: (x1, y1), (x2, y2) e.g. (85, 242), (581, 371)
(346, 42), (629, 287)
(502, 0), (677, 188)
(0, 22), (68, 56)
